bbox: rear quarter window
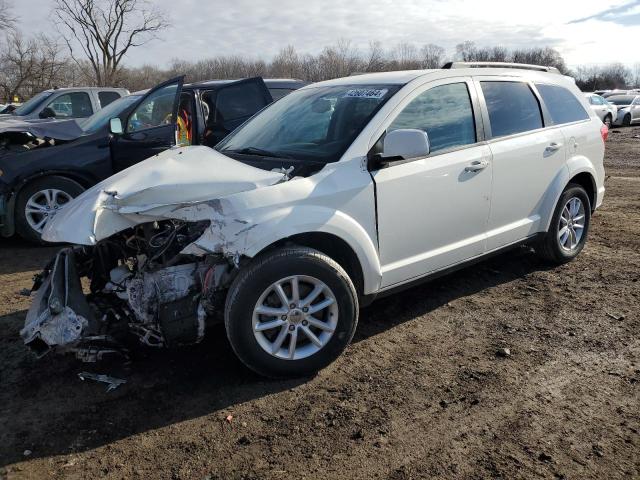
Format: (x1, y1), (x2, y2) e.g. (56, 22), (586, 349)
(480, 81), (543, 138)
(535, 83), (589, 125)
(98, 91), (122, 108)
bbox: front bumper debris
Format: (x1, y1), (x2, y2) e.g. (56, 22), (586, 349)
(20, 248), (98, 357)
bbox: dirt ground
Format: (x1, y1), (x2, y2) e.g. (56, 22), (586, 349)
(1, 127), (639, 480)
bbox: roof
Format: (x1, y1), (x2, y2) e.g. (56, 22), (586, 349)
(43, 87), (128, 93)
(185, 78), (308, 89)
(309, 67), (571, 89)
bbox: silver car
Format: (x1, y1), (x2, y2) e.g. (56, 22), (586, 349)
(584, 93), (617, 127)
(608, 94), (640, 127)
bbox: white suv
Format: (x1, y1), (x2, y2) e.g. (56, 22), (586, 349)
(23, 62), (606, 378)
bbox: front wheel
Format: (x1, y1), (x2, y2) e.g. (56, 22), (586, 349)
(603, 114), (612, 128)
(536, 184), (591, 264)
(225, 247), (358, 378)
(623, 114), (631, 127)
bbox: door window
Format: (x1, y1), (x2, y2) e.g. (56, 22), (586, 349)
(98, 91), (122, 108)
(535, 83), (589, 125)
(46, 92), (93, 118)
(480, 81), (543, 138)
(388, 82), (476, 153)
(127, 82), (179, 133)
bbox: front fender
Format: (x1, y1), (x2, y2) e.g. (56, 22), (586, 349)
(182, 204), (382, 295)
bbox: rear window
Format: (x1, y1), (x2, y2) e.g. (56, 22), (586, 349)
(98, 91), (122, 108)
(481, 81), (543, 138)
(536, 84), (589, 125)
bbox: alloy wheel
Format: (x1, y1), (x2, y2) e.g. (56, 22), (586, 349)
(558, 197), (585, 251)
(252, 275), (338, 360)
(24, 189), (73, 234)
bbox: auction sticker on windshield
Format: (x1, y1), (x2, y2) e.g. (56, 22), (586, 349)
(344, 89), (388, 99)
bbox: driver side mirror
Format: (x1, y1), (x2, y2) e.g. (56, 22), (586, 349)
(109, 117), (123, 135)
(382, 129), (430, 161)
(39, 107), (56, 119)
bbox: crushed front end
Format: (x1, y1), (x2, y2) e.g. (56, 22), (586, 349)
(21, 219), (235, 361)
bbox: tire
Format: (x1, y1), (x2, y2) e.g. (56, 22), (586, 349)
(603, 114), (612, 128)
(225, 246), (358, 378)
(623, 114), (631, 127)
(15, 176), (84, 244)
(536, 183), (591, 265)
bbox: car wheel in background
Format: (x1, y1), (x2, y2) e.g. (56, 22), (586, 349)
(15, 176), (84, 244)
(603, 114), (612, 128)
(225, 247), (358, 378)
(536, 183), (591, 265)
(623, 114), (631, 127)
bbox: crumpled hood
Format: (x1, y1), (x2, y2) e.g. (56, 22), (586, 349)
(0, 117), (83, 140)
(42, 145), (285, 245)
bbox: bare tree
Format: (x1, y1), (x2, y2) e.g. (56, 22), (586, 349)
(54, 0), (169, 86)
(0, 0), (16, 31)
(0, 32), (70, 101)
(420, 44), (445, 69)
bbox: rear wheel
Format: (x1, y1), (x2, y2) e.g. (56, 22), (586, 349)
(15, 176), (84, 244)
(536, 184), (591, 264)
(225, 247), (358, 378)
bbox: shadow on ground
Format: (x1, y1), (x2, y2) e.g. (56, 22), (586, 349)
(0, 246), (549, 467)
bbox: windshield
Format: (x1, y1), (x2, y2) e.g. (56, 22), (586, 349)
(217, 84), (399, 163)
(81, 94), (141, 134)
(608, 96), (635, 106)
(12, 91), (54, 116)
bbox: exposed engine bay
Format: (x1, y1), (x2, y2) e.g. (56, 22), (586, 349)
(0, 131), (67, 156)
(21, 219), (236, 361)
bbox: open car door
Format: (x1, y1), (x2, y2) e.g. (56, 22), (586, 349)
(201, 77), (272, 147)
(110, 76), (184, 173)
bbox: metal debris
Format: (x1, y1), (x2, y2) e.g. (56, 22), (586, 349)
(78, 372), (126, 392)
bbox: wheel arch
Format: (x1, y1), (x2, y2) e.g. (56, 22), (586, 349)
(253, 231), (367, 299)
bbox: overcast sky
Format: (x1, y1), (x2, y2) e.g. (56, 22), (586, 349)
(10, 0), (640, 68)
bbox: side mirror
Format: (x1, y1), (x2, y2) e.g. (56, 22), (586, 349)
(39, 107), (56, 119)
(382, 129), (430, 160)
(109, 117), (123, 135)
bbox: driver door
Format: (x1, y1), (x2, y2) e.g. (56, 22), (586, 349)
(110, 76), (184, 173)
(372, 79), (492, 289)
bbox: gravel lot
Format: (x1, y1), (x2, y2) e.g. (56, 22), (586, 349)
(1, 127), (639, 480)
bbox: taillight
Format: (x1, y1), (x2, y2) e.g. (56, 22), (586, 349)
(601, 124), (609, 142)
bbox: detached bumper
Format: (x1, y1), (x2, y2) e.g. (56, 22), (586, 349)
(20, 248), (98, 357)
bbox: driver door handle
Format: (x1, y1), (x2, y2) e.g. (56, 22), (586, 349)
(544, 142), (562, 154)
(464, 160), (489, 172)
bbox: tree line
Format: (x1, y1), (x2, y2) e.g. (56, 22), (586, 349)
(0, 0), (638, 102)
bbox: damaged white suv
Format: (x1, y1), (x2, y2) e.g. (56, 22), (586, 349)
(22, 63), (606, 378)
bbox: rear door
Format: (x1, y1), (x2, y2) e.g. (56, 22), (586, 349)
(200, 78), (272, 147)
(475, 77), (567, 250)
(110, 76), (184, 172)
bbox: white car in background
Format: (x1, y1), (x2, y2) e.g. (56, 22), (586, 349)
(22, 62), (607, 378)
(584, 93), (617, 127)
(608, 94), (640, 127)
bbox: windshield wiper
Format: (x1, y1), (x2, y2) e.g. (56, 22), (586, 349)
(229, 147), (291, 159)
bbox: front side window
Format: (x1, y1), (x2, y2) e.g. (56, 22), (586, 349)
(46, 92), (93, 118)
(127, 83), (178, 133)
(481, 81), (543, 138)
(81, 94), (141, 134)
(590, 95), (604, 105)
(388, 82), (476, 153)
(535, 83), (589, 125)
(217, 84), (398, 163)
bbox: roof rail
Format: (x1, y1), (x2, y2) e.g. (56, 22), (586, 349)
(442, 61), (560, 74)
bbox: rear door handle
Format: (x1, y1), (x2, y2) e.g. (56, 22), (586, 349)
(464, 160), (489, 172)
(544, 142), (562, 154)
